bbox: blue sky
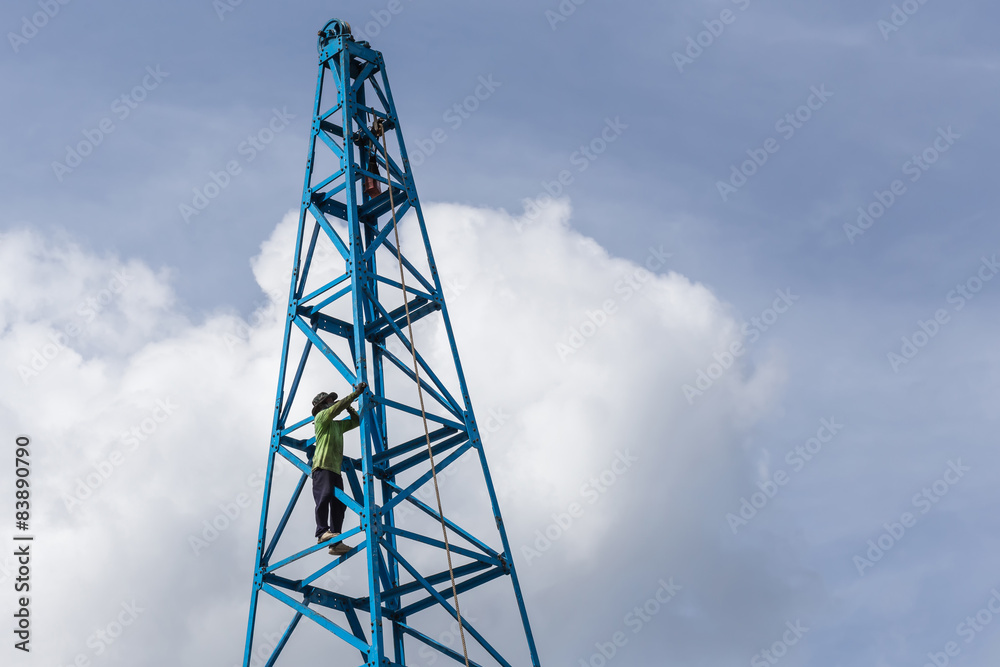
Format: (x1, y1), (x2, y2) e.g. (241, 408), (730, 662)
(2, 0), (1000, 666)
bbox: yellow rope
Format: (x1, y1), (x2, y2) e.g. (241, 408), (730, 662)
(375, 119), (471, 666)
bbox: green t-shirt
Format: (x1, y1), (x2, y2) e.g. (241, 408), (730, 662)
(312, 396), (360, 472)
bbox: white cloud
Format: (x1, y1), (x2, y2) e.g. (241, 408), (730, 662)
(0, 199), (792, 665)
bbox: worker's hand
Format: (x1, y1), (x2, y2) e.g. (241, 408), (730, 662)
(354, 381), (368, 395)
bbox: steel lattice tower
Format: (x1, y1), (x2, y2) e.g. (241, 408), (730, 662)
(241, 19), (541, 667)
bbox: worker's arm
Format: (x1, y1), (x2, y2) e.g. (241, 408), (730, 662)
(323, 382), (367, 420)
(347, 382), (367, 402)
(342, 405), (360, 431)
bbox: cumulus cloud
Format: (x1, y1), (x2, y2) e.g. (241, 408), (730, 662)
(0, 199), (796, 666)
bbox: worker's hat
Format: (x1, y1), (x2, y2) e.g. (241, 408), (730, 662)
(312, 391), (338, 417)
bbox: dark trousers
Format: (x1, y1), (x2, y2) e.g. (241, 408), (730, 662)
(312, 468), (346, 538)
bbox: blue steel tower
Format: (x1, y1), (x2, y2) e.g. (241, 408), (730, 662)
(241, 19), (541, 667)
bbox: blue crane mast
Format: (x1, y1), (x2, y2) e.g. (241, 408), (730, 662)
(241, 18), (542, 667)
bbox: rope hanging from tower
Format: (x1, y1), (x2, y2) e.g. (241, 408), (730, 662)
(373, 117), (472, 667)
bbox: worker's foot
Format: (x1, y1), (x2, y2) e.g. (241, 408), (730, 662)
(328, 542), (350, 556)
(318, 530), (338, 543)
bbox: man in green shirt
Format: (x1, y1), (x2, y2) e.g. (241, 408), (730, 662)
(311, 382), (366, 556)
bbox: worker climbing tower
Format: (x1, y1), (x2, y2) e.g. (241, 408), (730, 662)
(241, 19), (541, 666)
